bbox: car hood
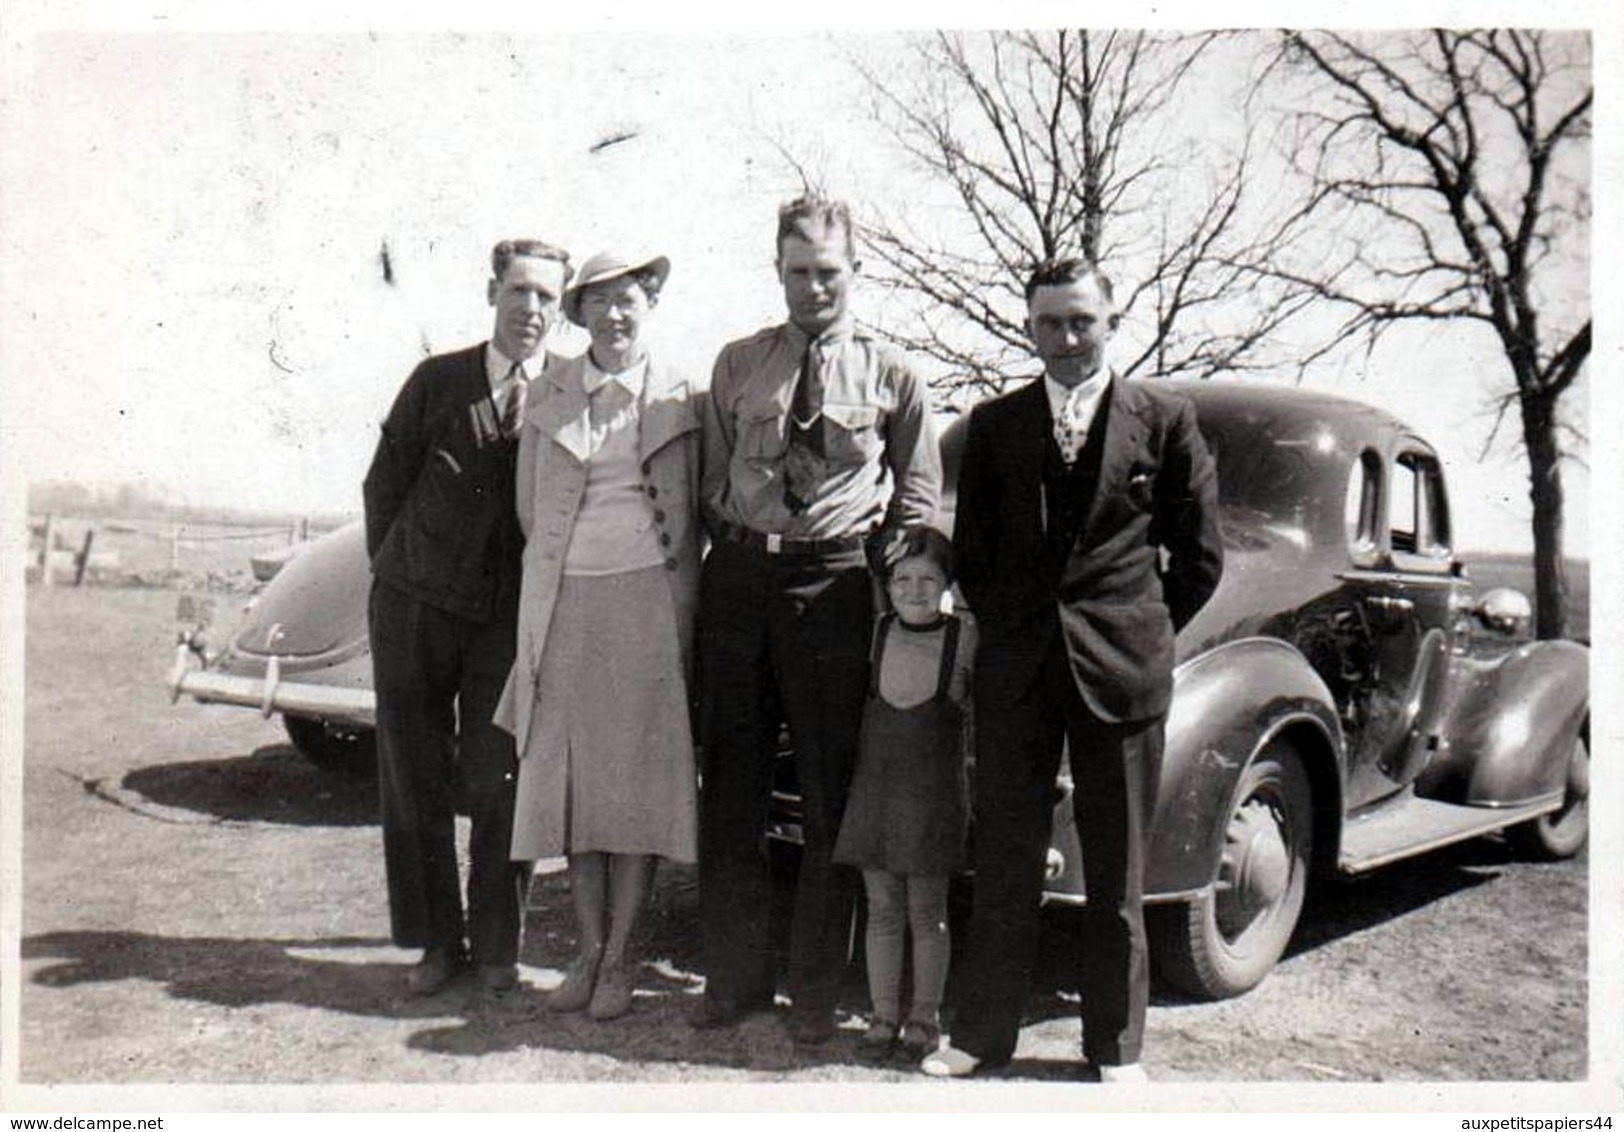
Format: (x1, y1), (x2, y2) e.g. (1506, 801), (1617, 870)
(234, 521), (371, 658)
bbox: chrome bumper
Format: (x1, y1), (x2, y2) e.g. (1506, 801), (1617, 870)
(168, 643), (375, 729)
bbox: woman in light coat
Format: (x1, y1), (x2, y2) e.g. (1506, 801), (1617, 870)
(494, 250), (701, 1020)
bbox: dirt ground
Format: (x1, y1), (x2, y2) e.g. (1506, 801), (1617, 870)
(14, 586), (1594, 1101)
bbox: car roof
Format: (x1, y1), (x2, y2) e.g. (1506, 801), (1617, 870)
(940, 376), (1416, 498)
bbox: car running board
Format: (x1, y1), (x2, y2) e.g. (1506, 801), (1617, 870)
(1338, 792), (1560, 875)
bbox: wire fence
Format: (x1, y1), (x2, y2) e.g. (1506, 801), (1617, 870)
(25, 513), (352, 591)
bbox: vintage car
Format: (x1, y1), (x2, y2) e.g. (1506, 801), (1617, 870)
(169, 379), (1589, 1000)
(171, 521), (377, 771)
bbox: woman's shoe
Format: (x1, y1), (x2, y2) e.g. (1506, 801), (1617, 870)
(587, 960), (637, 1020)
(898, 1019), (942, 1061)
(855, 1018), (900, 1063)
(548, 947), (603, 1013)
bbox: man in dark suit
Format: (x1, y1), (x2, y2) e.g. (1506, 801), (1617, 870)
(923, 259), (1222, 1081)
(363, 239), (571, 1006)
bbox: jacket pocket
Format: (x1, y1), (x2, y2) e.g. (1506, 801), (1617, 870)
(414, 449), (471, 544)
(739, 405), (786, 465)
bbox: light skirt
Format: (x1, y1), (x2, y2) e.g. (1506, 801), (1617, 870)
(509, 566), (698, 863)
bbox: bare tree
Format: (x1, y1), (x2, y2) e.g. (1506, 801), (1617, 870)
(852, 30), (1308, 402)
(1264, 30), (1591, 639)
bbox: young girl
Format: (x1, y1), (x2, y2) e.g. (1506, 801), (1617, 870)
(834, 526), (976, 1065)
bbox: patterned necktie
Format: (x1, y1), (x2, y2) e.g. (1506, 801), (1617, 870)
(783, 340), (827, 514)
(1054, 382), (1090, 465)
(498, 361), (525, 438)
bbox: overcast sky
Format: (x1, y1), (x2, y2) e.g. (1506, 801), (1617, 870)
(1, 4), (1616, 558)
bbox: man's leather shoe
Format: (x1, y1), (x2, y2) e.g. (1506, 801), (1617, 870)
(467, 964), (521, 1012)
(688, 993), (767, 1030)
(405, 946), (465, 996)
(1097, 1061), (1149, 1083)
(920, 1046), (986, 1077)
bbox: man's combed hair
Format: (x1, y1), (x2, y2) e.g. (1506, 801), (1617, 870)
(1024, 257), (1114, 303)
(776, 193), (856, 259)
(491, 239), (574, 283)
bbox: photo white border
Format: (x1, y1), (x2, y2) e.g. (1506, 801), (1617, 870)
(1, 0), (1618, 1116)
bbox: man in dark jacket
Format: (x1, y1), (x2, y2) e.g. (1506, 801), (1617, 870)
(363, 239), (571, 1004)
(924, 258), (1223, 1080)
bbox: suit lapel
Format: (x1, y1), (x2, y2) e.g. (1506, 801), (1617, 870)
(1011, 378), (1051, 520)
(1080, 375), (1150, 535)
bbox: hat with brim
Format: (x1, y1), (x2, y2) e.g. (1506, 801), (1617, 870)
(562, 252), (671, 327)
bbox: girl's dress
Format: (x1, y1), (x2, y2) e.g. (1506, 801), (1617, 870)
(834, 612), (969, 876)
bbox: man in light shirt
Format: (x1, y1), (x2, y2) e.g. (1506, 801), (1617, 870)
(363, 239), (571, 1008)
(927, 258), (1223, 1080)
(692, 194), (941, 1045)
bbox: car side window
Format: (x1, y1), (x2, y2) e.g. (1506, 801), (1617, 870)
(1390, 449), (1451, 568)
(1345, 449), (1382, 565)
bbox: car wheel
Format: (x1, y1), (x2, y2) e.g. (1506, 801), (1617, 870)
(1507, 728), (1589, 860)
(284, 716), (378, 776)
(1150, 742), (1312, 1000)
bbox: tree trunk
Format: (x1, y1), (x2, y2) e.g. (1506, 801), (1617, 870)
(1519, 392), (1568, 640)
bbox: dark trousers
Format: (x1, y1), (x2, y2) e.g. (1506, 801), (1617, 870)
(369, 580), (530, 967)
(953, 642), (1162, 1066)
(697, 539), (871, 1016)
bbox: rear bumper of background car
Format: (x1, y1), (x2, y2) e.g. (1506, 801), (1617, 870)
(168, 643), (375, 728)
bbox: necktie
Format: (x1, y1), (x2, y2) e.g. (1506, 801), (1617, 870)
(788, 340), (823, 454)
(498, 361), (525, 437)
(1054, 383), (1090, 465)
(784, 340), (826, 514)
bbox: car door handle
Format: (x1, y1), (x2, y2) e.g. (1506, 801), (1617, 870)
(1366, 596), (1415, 614)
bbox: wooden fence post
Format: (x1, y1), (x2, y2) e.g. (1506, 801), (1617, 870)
(74, 528), (96, 586)
(39, 513), (55, 587)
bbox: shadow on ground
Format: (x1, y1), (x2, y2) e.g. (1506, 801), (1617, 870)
(22, 930), (449, 1021)
(120, 743), (378, 827)
(22, 836), (1546, 1077)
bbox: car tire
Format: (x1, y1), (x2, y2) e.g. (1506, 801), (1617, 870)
(284, 716), (378, 777)
(1150, 742), (1312, 1001)
(1507, 728), (1589, 860)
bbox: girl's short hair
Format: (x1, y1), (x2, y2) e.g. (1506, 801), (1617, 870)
(887, 526), (955, 583)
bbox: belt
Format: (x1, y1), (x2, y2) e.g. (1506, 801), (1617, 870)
(717, 521), (868, 557)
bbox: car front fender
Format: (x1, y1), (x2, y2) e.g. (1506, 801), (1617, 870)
(1418, 639), (1588, 807)
(1147, 638), (1344, 900)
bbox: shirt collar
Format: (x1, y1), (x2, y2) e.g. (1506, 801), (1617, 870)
(785, 314), (856, 353)
(486, 342), (544, 393)
(1044, 368), (1112, 420)
(583, 353), (648, 400)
